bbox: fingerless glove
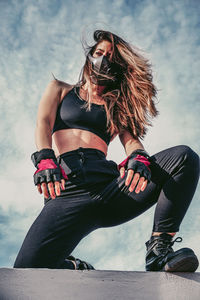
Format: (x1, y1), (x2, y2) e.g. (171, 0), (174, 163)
(31, 148), (68, 185)
(118, 149), (151, 182)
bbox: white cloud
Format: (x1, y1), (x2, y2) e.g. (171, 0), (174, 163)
(0, 0), (199, 271)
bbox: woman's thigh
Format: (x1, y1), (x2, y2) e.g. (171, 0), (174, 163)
(14, 192), (98, 268)
(95, 172), (160, 227)
(95, 145), (198, 227)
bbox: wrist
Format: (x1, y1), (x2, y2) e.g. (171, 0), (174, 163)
(129, 149), (150, 159)
(31, 148), (56, 167)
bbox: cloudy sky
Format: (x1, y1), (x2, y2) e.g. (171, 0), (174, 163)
(0, 0), (200, 272)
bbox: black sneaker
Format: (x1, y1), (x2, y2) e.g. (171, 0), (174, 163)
(145, 233), (199, 272)
(66, 255), (95, 270)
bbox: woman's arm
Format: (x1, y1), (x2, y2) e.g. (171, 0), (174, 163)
(119, 130), (145, 155)
(35, 79), (73, 150)
(35, 80), (62, 150)
(118, 130), (150, 194)
(33, 80), (71, 199)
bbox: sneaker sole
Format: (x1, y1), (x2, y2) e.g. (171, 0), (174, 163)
(163, 254), (199, 272)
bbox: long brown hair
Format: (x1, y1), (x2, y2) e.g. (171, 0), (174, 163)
(78, 30), (158, 139)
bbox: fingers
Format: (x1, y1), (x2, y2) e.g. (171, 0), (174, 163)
(47, 182), (56, 199)
(128, 172), (140, 193)
(125, 169), (134, 186)
(41, 182), (50, 199)
(120, 166), (126, 178)
(135, 177), (146, 194)
(61, 179), (65, 190)
(38, 180), (66, 200)
(37, 184), (42, 194)
(54, 181), (61, 196)
(125, 169), (148, 193)
(47, 181), (64, 199)
(141, 179), (148, 192)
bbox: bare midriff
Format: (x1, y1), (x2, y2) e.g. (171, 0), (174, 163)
(52, 128), (109, 157)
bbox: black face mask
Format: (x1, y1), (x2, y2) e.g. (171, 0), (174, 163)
(88, 54), (121, 86)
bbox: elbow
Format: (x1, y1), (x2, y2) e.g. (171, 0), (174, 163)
(36, 117), (51, 129)
(35, 118), (53, 137)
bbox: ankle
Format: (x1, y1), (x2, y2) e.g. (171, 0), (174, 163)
(152, 232), (176, 237)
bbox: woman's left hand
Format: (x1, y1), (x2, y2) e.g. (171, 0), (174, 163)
(120, 166), (148, 193)
(118, 151), (151, 194)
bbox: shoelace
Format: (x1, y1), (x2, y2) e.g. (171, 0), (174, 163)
(155, 236), (183, 254)
(67, 256), (94, 270)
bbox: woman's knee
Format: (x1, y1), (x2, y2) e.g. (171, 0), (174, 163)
(13, 257), (28, 268)
(13, 262), (25, 268)
(177, 145), (199, 165)
(13, 251), (36, 268)
(174, 145), (199, 180)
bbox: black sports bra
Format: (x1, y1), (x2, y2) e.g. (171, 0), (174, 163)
(52, 86), (112, 145)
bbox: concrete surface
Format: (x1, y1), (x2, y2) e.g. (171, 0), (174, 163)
(0, 268), (200, 300)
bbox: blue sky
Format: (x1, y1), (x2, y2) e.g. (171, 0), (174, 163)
(0, 0), (200, 271)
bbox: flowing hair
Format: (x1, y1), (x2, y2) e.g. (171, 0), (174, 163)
(77, 30), (158, 139)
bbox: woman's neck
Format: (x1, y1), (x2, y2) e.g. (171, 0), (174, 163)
(81, 81), (106, 100)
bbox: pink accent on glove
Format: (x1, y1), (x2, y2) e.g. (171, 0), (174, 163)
(135, 155), (150, 169)
(118, 155), (150, 171)
(118, 156), (130, 170)
(34, 159), (68, 179)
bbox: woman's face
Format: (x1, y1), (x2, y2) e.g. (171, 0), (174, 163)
(93, 40), (113, 60)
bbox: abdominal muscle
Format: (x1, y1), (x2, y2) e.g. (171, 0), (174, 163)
(52, 128), (109, 157)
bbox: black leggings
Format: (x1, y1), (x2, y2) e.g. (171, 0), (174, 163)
(14, 145), (199, 268)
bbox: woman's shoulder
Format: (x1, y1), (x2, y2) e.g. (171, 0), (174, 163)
(47, 79), (73, 91)
(47, 79), (75, 103)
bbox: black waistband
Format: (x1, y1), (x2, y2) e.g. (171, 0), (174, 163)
(57, 147), (106, 160)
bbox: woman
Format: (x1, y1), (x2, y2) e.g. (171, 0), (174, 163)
(14, 30), (199, 272)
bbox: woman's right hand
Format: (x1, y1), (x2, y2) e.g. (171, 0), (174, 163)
(33, 158), (68, 200)
(37, 179), (66, 200)
(31, 149), (68, 199)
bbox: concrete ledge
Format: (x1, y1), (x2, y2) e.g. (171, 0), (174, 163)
(0, 268), (200, 300)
